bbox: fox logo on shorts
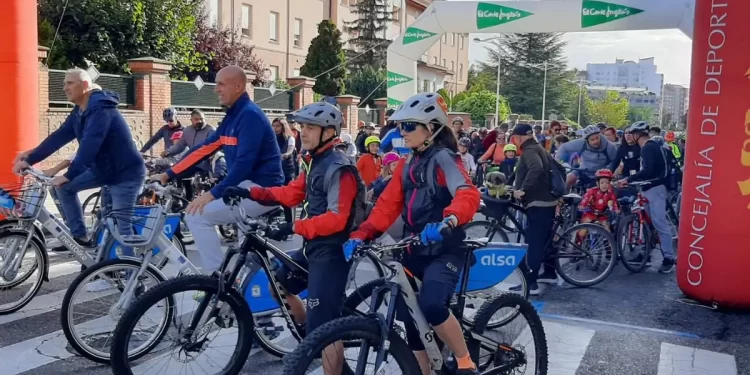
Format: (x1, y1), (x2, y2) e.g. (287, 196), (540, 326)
(307, 298), (320, 309)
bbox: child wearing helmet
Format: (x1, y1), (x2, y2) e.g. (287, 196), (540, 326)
(497, 144), (518, 184)
(457, 137), (476, 176)
(222, 102), (367, 365)
(343, 92), (481, 375)
(578, 169), (619, 230)
(357, 135), (383, 186)
(369, 152), (401, 201)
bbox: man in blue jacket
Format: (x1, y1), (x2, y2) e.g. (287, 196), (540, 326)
(12, 68), (145, 246)
(151, 65), (284, 274)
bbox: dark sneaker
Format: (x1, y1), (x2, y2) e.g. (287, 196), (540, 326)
(50, 245), (70, 253)
(511, 283), (540, 296)
(537, 270), (558, 284)
(455, 367), (480, 375)
(658, 259), (675, 274)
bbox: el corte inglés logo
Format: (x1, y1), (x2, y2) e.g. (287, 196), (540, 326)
(387, 98), (403, 108)
(403, 27), (437, 45)
(476, 2), (533, 30)
(387, 71), (413, 88)
(581, 0), (644, 28)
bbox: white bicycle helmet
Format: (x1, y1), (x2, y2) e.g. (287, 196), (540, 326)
(629, 121), (650, 134)
(581, 125), (601, 138)
(340, 133), (353, 144)
(292, 102), (343, 135)
(452, 116), (464, 124)
(388, 92), (450, 127)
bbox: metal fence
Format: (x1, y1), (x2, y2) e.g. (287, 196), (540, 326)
(49, 70), (135, 106)
(171, 81), (220, 109)
(358, 108), (381, 125)
(253, 88), (294, 112)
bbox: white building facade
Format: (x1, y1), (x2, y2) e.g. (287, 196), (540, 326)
(662, 84), (689, 129)
(586, 58), (664, 97)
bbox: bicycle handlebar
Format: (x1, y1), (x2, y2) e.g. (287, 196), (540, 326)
(21, 168), (53, 183)
(145, 182), (182, 197)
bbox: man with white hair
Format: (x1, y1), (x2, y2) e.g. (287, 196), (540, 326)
(12, 68), (145, 252)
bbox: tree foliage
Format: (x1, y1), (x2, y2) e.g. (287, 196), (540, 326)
(345, 66), (386, 107)
(628, 106), (654, 124)
(478, 33), (569, 120)
(188, 14), (265, 85)
(344, 0), (392, 70)
(301, 21), (347, 96)
(454, 89), (510, 124)
(585, 91), (630, 128)
(661, 112), (675, 129)
(466, 65), (496, 92)
(38, 0), (204, 76)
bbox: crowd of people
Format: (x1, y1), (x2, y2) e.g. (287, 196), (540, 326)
(9, 63), (686, 374)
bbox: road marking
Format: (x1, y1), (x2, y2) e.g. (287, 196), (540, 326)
(538, 313), (701, 339)
(47, 261), (81, 279)
(0, 286), (116, 325)
(658, 343), (737, 375)
(541, 320), (595, 375)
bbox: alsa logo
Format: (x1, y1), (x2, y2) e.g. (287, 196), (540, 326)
(387, 71), (413, 88)
(403, 27), (437, 45)
(481, 254), (517, 266)
(581, 1), (644, 28)
(476, 2), (533, 30)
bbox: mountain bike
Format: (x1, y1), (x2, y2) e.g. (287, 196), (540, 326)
(283, 233), (548, 375)
(109, 199), (387, 374)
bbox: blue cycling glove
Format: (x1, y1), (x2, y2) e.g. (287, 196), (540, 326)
(419, 216), (458, 245)
(343, 239), (363, 262)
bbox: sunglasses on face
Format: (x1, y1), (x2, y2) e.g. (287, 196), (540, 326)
(399, 121), (423, 133)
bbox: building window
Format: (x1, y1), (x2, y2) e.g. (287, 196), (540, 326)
(432, 56), (437, 65)
(293, 68), (301, 77)
(459, 63), (463, 77)
(442, 34), (447, 43)
(269, 12), (279, 42)
(450, 33), (455, 46)
(293, 18), (302, 47)
(459, 35), (464, 49)
(450, 61), (455, 72)
(241, 5), (252, 37)
(208, 0), (219, 27)
(423, 80), (430, 92)
(392, 6), (400, 23)
(442, 58), (446, 67)
(269, 65), (279, 81)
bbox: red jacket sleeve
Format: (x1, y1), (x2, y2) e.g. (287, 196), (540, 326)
(351, 160), (406, 240)
(250, 172), (307, 207)
(294, 170), (357, 240)
(434, 154), (480, 225)
(579, 188), (594, 210)
(608, 189), (620, 212)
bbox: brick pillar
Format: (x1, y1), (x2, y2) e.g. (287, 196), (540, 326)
(374, 97), (387, 126)
(37, 47), (49, 115)
(128, 57), (173, 155)
(484, 113), (497, 128)
(336, 95), (360, 133)
(287, 76), (316, 110)
(245, 70), (256, 101)
(508, 113), (519, 127)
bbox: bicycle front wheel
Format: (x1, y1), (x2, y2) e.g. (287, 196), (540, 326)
(111, 275), (254, 375)
(554, 223), (618, 287)
(283, 315), (421, 375)
(0, 231), (47, 314)
(464, 220), (511, 242)
(616, 215), (651, 273)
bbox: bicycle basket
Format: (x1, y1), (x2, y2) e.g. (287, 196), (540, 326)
(105, 204), (166, 248)
(0, 179), (47, 220)
(480, 194), (512, 221)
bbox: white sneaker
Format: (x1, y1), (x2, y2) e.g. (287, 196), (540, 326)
(86, 279), (114, 292)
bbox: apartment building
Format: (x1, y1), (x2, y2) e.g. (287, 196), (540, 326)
(586, 85), (661, 124)
(662, 84), (689, 129)
(586, 57), (664, 97)
(205, 0), (468, 93)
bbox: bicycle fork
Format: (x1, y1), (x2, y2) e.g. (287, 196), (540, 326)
(108, 251), (155, 319)
(1, 227), (35, 281)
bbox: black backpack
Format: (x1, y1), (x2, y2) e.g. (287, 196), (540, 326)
(658, 144), (682, 191)
(543, 153), (567, 198)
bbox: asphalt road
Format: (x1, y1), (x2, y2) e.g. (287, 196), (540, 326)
(0, 208), (748, 374)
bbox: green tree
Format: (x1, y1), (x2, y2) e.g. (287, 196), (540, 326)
(437, 88), (452, 108)
(301, 21), (347, 96)
(344, 0), (392, 70)
(478, 33), (568, 120)
(454, 90), (510, 123)
(466, 65), (495, 92)
(585, 91), (630, 128)
(628, 106), (654, 124)
(661, 112), (675, 129)
(345, 66), (386, 107)
(38, 0), (203, 76)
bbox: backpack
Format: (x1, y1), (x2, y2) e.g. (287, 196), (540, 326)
(658, 144), (682, 191)
(544, 153), (567, 198)
(324, 163), (370, 231)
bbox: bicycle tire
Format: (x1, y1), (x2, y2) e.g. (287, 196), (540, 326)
(469, 293), (548, 375)
(110, 275), (252, 375)
(282, 315), (422, 375)
(0, 231), (47, 314)
(463, 220), (511, 242)
(61, 258), (169, 363)
(554, 223), (618, 287)
(616, 215), (650, 273)
(81, 191), (101, 215)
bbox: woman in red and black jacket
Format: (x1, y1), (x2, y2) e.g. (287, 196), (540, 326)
(343, 93), (481, 375)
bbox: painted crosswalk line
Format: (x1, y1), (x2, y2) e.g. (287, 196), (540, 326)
(658, 342), (737, 375)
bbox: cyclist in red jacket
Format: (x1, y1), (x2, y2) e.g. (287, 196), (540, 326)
(343, 92), (481, 375)
(579, 169), (620, 230)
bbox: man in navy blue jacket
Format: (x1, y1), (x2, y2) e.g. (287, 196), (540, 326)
(12, 68), (145, 247)
(151, 65), (283, 273)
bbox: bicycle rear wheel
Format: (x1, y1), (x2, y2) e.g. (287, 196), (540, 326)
(282, 315), (421, 375)
(554, 223), (618, 287)
(616, 215), (651, 273)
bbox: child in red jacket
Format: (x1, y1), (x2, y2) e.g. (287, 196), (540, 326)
(579, 169), (619, 231)
(357, 135), (382, 186)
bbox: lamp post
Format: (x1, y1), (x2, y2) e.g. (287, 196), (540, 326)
(474, 37), (501, 127)
(577, 76), (583, 125)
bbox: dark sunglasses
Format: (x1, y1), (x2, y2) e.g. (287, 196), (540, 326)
(398, 121), (423, 133)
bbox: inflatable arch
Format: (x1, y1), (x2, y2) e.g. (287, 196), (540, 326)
(388, 0), (750, 309)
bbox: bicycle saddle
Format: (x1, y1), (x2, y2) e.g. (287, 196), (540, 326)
(562, 193), (582, 205)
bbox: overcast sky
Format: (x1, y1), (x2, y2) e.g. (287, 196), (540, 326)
(468, 29), (694, 87)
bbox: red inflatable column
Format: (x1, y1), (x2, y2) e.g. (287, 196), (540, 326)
(678, 0), (750, 308)
(0, 0), (38, 184)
